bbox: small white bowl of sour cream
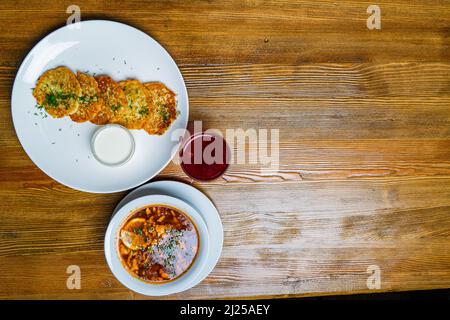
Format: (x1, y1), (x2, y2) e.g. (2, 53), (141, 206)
(91, 124), (135, 166)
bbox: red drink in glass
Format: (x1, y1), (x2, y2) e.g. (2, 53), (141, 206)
(180, 132), (230, 181)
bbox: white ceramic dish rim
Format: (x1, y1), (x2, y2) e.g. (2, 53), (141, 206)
(104, 194), (210, 296)
(11, 20), (189, 193)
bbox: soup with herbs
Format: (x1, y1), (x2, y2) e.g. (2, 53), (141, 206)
(118, 205), (199, 283)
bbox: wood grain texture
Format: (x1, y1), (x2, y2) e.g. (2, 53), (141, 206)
(0, 0), (449, 299)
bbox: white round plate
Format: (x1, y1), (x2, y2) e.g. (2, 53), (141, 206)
(105, 195), (210, 296)
(113, 180), (223, 290)
(11, 20), (188, 193)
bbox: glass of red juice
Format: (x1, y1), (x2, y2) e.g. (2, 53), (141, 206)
(180, 132), (231, 181)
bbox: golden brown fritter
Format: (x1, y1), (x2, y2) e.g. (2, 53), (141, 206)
(70, 72), (103, 123)
(142, 82), (177, 135)
(32, 66), (81, 118)
(90, 76), (128, 125)
(32, 67), (178, 136)
(117, 80), (152, 130)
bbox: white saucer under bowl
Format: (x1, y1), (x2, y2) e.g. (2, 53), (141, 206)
(105, 194), (210, 296)
(112, 180), (224, 291)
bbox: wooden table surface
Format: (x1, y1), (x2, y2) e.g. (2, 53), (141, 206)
(0, 0), (449, 299)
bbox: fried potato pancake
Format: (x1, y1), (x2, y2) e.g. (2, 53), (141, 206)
(90, 76), (128, 125)
(32, 66), (81, 118)
(143, 82), (177, 135)
(32, 67), (178, 136)
(117, 80), (152, 129)
(69, 72), (103, 123)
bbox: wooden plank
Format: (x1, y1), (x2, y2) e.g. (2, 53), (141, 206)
(2, 139), (450, 184)
(0, 1), (449, 65)
(2, 63), (450, 144)
(0, 179), (449, 299)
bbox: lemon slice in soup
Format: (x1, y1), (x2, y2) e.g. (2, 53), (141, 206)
(120, 217), (146, 250)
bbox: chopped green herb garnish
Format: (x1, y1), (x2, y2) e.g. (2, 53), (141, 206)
(139, 107), (149, 116)
(42, 91), (76, 109)
(44, 93), (58, 107)
(133, 227), (143, 236)
(159, 109), (169, 123)
(111, 105), (121, 112)
(79, 95), (98, 104)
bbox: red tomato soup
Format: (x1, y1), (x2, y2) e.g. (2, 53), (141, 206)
(118, 205), (199, 283)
